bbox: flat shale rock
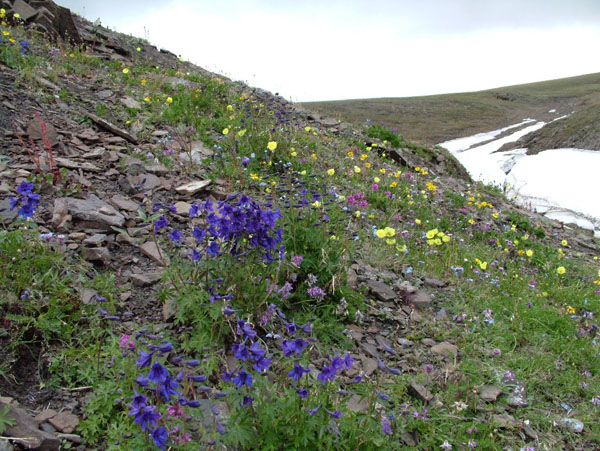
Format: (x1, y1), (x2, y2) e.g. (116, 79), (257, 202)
(175, 179), (211, 195)
(1, 402), (60, 450)
(366, 279), (396, 302)
(59, 195), (125, 230)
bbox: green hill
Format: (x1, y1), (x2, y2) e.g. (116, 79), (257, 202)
(302, 73), (600, 145)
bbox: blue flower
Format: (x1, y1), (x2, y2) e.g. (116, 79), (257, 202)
(252, 356), (271, 372)
(281, 338), (308, 357)
(154, 215), (169, 232)
(151, 426), (168, 449)
(207, 241), (222, 257)
(236, 320), (257, 340)
(133, 405), (160, 432)
(136, 350), (155, 368)
(308, 404), (321, 416)
(317, 364), (336, 385)
(147, 363), (169, 384)
(169, 228), (183, 242)
(287, 364), (310, 382)
(192, 226), (205, 241)
(232, 342), (249, 361)
(232, 370), (253, 389)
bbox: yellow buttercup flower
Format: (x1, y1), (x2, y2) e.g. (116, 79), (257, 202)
(566, 305), (576, 314)
(360, 153), (368, 161)
(144, 96), (151, 102)
(561, 239), (568, 246)
(353, 166), (361, 173)
(166, 97), (173, 103)
(374, 177), (380, 183)
(237, 129), (246, 137)
(426, 228), (438, 239)
(141, 79), (146, 85)
(222, 128), (230, 135)
(526, 250), (533, 257)
(355, 210), (361, 218)
(227, 104), (234, 111)
(365, 162), (371, 169)
(415, 219), (421, 225)
(122, 68), (129, 74)
(304, 126), (311, 132)
(557, 266), (566, 275)
(347, 151), (354, 158)
(267, 141), (277, 151)
(327, 169), (335, 176)
(312, 201), (322, 208)
(13, 13), (20, 19)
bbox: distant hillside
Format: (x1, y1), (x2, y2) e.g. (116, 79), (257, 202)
(301, 73), (600, 146)
(498, 104), (600, 154)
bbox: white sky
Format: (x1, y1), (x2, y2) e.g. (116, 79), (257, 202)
(56, 1), (600, 102)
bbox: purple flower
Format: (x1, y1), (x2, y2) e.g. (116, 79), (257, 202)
(169, 228), (183, 243)
(381, 417), (392, 435)
(307, 286), (326, 302)
(240, 395), (254, 407)
(128, 392), (147, 417)
(281, 338), (308, 357)
(241, 156), (250, 167)
(291, 255), (303, 266)
(148, 363), (169, 384)
(233, 342), (250, 361)
(317, 364), (336, 385)
(284, 319), (297, 335)
(248, 342), (266, 361)
(154, 215), (169, 232)
(253, 356), (271, 372)
(297, 388), (308, 398)
(151, 426), (168, 450)
(287, 364), (310, 382)
(192, 226), (205, 242)
(308, 404), (321, 416)
(232, 370), (253, 389)
(342, 353), (354, 370)
(207, 241), (222, 257)
(133, 405), (161, 432)
(236, 320), (257, 340)
(136, 350), (155, 368)
(326, 408), (342, 419)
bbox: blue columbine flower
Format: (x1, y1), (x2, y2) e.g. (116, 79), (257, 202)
(133, 405), (161, 432)
(287, 364), (310, 382)
(136, 350), (155, 368)
(281, 338), (308, 357)
(317, 364), (336, 385)
(148, 362), (169, 384)
(151, 426), (168, 449)
(232, 370), (253, 389)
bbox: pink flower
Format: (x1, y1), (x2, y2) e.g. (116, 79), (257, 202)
(119, 334), (135, 351)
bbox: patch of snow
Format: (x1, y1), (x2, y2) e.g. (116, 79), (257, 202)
(548, 109), (556, 113)
(438, 119), (534, 153)
(505, 148), (600, 235)
(439, 123), (600, 236)
(551, 114), (570, 122)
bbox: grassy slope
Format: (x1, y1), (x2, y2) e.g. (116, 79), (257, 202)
(301, 73), (600, 145)
(1, 10), (600, 451)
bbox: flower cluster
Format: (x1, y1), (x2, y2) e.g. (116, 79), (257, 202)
(189, 194), (283, 263)
(9, 181), (39, 218)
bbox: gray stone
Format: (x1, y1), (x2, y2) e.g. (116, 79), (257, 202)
(0, 438), (14, 451)
(80, 288), (98, 305)
(175, 179), (211, 195)
(82, 246), (110, 264)
(480, 385), (502, 402)
(54, 157), (101, 172)
(120, 96), (141, 110)
(397, 337), (414, 347)
(12, 0), (39, 21)
(408, 290), (433, 310)
(492, 413), (516, 428)
(144, 164), (169, 175)
(173, 201), (191, 215)
(505, 379), (529, 407)
(56, 433), (82, 444)
(408, 380), (433, 402)
(86, 112), (138, 144)
(140, 241), (168, 265)
(81, 147), (105, 159)
(366, 279), (396, 302)
(431, 342), (458, 359)
(424, 277), (448, 288)
(109, 194), (139, 212)
(131, 272), (163, 287)
(360, 356), (378, 376)
(34, 409), (58, 424)
(0, 198), (18, 224)
(83, 233), (106, 245)
(346, 394), (369, 413)
(60, 195), (125, 230)
(1, 402), (60, 450)
(26, 116), (58, 147)
(48, 411), (79, 433)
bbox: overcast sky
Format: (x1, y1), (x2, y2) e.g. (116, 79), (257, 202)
(56, 1), (600, 102)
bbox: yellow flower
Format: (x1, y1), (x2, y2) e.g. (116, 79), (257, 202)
(492, 212), (499, 219)
(376, 229), (386, 238)
(227, 104), (234, 111)
(337, 195), (346, 202)
(394, 171), (401, 177)
(237, 129), (246, 137)
(13, 13), (20, 19)
(426, 228), (438, 239)
(347, 151), (354, 158)
(354, 210), (361, 218)
(365, 162), (371, 169)
(300, 170), (307, 175)
(561, 239), (568, 246)
(415, 219), (421, 225)
(383, 227), (395, 237)
(136, 47), (141, 52)
(222, 128), (230, 135)
(479, 261), (488, 271)
(141, 79), (146, 85)
(396, 244), (407, 252)
(380, 168), (386, 174)
(566, 305), (576, 315)
(304, 126), (311, 132)
(557, 266), (566, 275)
(360, 153), (368, 161)
(122, 68), (129, 74)
(468, 219), (475, 225)
(389, 182), (397, 188)
(250, 173), (259, 180)
(311, 153), (317, 160)
(166, 97), (173, 103)
(2, 31), (9, 37)
(312, 201), (321, 208)
(597, 269), (600, 277)
(267, 141), (277, 151)
(353, 166), (361, 173)
(386, 238), (396, 245)
(144, 96), (151, 102)
(291, 151), (297, 157)
(327, 169), (335, 176)
(526, 250), (533, 257)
